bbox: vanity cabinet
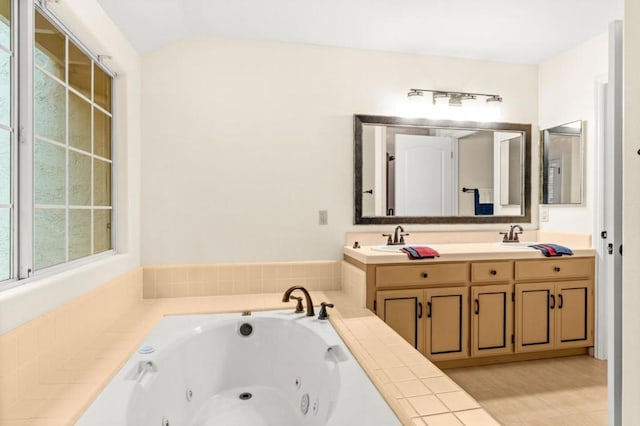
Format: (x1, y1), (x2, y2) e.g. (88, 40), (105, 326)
(470, 284), (513, 357)
(353, 254), (595, 366)
(376, 289), (424, 353)
(514, 258), (594, 353)
(425, 287), (469, 360)
(376, 286), (469, 360)
(515, 280), (593, 352)
(376, 263), (468, 287)
(514, 282), (555, 351)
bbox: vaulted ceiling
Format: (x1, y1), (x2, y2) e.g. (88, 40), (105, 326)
(97, 0), (623, 63)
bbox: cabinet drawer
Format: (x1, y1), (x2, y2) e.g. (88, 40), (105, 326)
(376, 263), (468, 288)
(471, 261), (513, 282)
(515, 258), (593, 281)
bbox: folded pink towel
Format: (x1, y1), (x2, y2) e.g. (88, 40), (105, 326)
(401, 246), (440, 259)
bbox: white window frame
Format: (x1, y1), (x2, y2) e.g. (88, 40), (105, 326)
(0, 0), (117, 291)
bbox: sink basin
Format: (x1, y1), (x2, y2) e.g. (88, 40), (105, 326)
(371, 244), (433, 253)
(495, 242), (536, 249)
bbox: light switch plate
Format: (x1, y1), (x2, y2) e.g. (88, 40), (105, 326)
(319, 210), (328, 225)
(540, 206), (549, 222)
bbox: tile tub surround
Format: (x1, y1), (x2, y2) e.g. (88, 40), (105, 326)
(341, 260), (367, 308)
(0, 268), (143, 424)
(142, 260), (342, 298)
(0, 281), (497, 425)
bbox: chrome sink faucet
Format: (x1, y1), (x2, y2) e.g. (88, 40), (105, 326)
(382, 225), (410, 246)
(500, 224), (523, 242)
(282, 286), (315, 316)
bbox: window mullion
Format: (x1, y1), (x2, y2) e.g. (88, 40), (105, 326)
(17, 0), (35, 279)
(9, 0), (18, 281)
(64, 35), (68, 263)
(90, 60), (94, 255)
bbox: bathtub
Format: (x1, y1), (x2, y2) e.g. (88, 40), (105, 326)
(77, 310), (401, 426)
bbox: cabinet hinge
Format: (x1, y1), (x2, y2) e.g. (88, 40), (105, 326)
(511, 334), (515, 344)
(512, 292), (515, 302)
(373, 300), (377, 312)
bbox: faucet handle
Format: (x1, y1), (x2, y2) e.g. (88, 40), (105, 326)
(499, 231), (509, 242)
(382, 233), (393, 245)
(318, 302), (335, 320)
(399, 233), (410, 244)
(290, 296), (304, 313)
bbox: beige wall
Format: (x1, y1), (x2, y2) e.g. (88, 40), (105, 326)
(141, 37), (538, 265)
(538, 32), (608, 232)
(623, 0), (640, 421)
(0, 0), (142, 334)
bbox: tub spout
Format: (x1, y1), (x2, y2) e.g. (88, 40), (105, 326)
(282, 286), (315, 317)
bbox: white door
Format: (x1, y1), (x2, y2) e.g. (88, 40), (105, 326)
(395, 135), (455, 216)
(594, 20), (622, 426)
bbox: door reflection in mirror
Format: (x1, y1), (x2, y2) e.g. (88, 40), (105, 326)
(361, 124), (524, 217)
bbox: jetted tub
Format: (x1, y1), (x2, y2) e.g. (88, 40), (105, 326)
(77, 310), (401, 426)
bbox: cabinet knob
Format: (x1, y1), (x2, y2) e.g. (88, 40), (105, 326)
(490, 269), (497, 275)
(554, 266), (561, 272)
(421, 272), (428, 279)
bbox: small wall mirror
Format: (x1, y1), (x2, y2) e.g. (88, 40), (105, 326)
(541, 120), (584, 205)
(355, 115), (531, 224)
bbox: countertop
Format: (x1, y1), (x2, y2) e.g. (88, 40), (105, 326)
(344, 242), (596, 265)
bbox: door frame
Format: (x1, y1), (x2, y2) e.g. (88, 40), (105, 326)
(593, 20), (623, 426)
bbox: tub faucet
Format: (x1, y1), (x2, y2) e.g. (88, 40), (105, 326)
(282, 286), (315, 317)
(500, 224), (523, 242)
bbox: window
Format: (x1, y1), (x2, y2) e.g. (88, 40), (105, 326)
(0, 1), (115, 288)
(0, 0), (13, 281)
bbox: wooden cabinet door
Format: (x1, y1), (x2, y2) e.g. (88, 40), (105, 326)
(555, 281), (594, 349)
(424, 287), (468, 360)
(376, 289), (425, 353)
(471, 284), (513, 357)
(515, 283), (555, 352)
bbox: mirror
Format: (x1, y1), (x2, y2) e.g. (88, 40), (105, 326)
(355, 115), (531, 224)
(541, 121), (583, 205)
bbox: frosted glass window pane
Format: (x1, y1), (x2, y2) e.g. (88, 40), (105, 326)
(0, 129), (9, 205)
(0, 51), (9, 128)
(93, 159), (111, 206)
(34, 69), (66, 143)
(94, 64), (111, 112)
(94, 109), (111, 159)
(69, 92), (91, 152)
(0, 208), (9, 280)
(34, 208), (65, 270)
(69, 150), (90, 205)
(34, 139), (65, 205)
(94, 209), (111, 253)
(69, 209), (90, 260)
(68, 42), (91, 100)
(0, 0), (10, 50)
(34, 11), (65, 80)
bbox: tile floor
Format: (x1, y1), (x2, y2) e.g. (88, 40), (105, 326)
(444, 355), (607, 425)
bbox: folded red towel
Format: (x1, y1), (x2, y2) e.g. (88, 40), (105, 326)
(528, 243), (573, 257)
(537, 244), (558, 256)
(401, 246), (440, 259)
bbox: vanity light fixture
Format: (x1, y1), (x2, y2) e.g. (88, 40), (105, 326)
(432, 91), (450, 106)
(407, 89), (503, 105)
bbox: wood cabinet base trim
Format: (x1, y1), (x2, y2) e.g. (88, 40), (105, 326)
(435, 347), (589, 369)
